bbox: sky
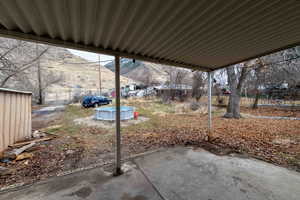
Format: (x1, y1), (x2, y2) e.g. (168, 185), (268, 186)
(68, 49), (114, 64)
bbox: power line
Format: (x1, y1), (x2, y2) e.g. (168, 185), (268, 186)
(57, 59), (115, 65)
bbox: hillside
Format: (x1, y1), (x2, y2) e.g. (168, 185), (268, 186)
(125, 62), (172, 84)
(42, 48), (134, 90)
(0, 38), (136, 103)
(105, 58), (144, 75)
(0, 38), (134, 92)
(105, 58), (194, 85)
(105, 58), (171, 84)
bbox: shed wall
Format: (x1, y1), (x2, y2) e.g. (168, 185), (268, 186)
(0, 90), (31, 152)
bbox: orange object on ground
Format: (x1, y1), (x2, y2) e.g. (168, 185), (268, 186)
(134, 112), (139, 120)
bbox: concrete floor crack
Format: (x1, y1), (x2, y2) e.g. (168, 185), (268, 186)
(132, 160), (168, 200)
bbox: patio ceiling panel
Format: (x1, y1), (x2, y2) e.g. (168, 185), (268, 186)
(0, 0), (300, 71)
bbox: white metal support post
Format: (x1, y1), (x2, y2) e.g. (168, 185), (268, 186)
(114, 55), (122, 175)
(98, 54), (102, 96)
(208, 72), (212, 132)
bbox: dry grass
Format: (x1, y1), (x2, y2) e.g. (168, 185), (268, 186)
(1, 98), (299, 188)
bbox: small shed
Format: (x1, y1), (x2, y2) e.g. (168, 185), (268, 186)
(0, 88), (32, 152)
(155, 84), (192, 100)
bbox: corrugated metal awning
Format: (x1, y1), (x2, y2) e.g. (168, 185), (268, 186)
(0, 0), (300, 71)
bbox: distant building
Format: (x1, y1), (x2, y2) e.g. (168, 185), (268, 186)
(154, 84), (192, 100)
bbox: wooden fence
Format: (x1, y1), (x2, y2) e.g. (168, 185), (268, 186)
(0, 88), (32, 152)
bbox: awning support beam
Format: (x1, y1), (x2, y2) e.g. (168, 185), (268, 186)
(114, 55), (122, 176)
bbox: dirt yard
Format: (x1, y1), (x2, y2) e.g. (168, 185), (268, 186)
(0, 98), (299, 188)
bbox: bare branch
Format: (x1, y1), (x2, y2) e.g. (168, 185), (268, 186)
(0, 46), (49, 87)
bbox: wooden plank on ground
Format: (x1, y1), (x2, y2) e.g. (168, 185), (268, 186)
(8, 137), (54, 148)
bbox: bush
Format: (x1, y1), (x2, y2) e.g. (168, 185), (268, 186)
(190, 101), (200, 111)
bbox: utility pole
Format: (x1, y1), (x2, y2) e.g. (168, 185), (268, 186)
(98, 54), (102, 96)
(36, 44), (43, 105)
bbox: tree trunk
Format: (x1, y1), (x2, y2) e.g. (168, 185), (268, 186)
(36, 44), (43, 105)
(252, 90), (259, 109)
(224, 89), (241, 118)
(224, 65), (248, 118)
(251, 61), (264, 109)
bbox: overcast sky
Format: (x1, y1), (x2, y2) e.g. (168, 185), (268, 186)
(68, 49), (114, 64)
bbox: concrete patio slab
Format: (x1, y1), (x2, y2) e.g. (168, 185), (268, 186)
(0, 163), (162, 200)
(134, 147), (300, 200)
(1, 147), (300, 200)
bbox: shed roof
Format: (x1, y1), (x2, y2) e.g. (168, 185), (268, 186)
(0, 88), (32, 95)
(0, 0), (300, 71)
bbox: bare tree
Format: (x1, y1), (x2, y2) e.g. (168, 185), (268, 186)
(0, 40), (48, 87)
(223, 49), (300, 117)
(191, 71), (204, 101)
(166, 67), (189, 101)
(251, 59), (265, 109)
(0, 38), (64, 104)
(250, 47), (300, 105)
(264, 48), (300, 88)
(36, 71), (64, 104)
(144, 68), (153, 87)
(217, 46), (300, 118)
(224, 63), (251, 118)
(212, 69), (228, 105)
(143, 69), (153, 98)
(17, 69), (64, 104)
(214, 82), (224, 105)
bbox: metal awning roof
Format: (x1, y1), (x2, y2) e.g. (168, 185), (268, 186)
(0, 0), (300, 71)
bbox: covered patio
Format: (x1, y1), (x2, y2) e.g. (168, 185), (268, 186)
(1, 147), (300, 200)
(0, 0), (300, 199)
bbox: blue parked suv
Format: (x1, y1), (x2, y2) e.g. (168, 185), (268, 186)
(82, 96), (112, 108)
